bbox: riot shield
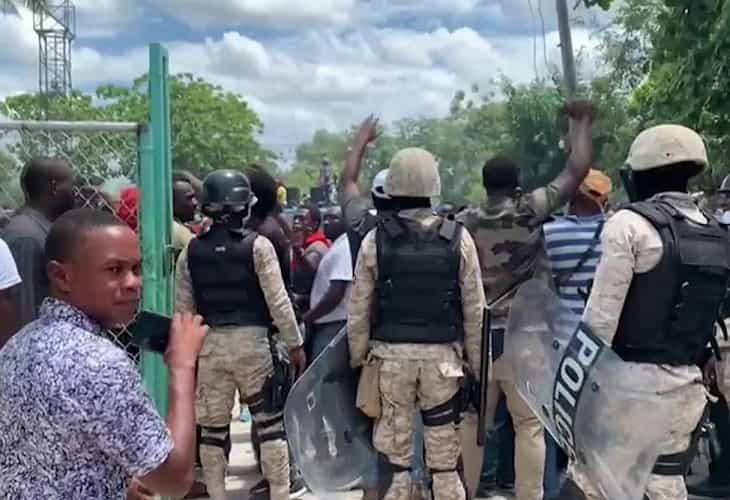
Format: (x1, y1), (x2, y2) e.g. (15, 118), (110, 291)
(505, 280), (677, 500)
(284, 327), (377, 499)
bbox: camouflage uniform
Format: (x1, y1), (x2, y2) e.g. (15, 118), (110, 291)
(456, 186), (561, 500)
(348, 208), (485, 500)
(172, 220), (194, 256)
(176, 236), (303, 500)
(570, 193), (708, 500)
(719, 329), (730, 405)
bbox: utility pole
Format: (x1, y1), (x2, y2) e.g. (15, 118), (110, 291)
(556, 0), (578, 96)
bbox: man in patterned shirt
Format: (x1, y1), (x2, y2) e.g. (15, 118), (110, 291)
(0, 208), (208, 499)
(456, 101), (595, 500)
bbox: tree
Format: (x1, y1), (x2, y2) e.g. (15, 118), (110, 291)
(581, 0), (613, 9)
(98, 73), (272, 175)
(614, 0), (730, 190)
(0, 150), (23, 208)
(0, 73), (272, 179)
(496, 81), (569, 192)
(282, 129), (350, 195)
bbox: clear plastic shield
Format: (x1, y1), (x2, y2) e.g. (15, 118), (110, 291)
(505, 280), (677, 500)
(284, 327), (377, 499)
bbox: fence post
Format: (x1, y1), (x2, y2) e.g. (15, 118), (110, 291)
(139, 43), (173, 415)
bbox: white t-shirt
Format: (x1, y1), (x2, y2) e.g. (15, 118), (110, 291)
(309, 234), (352, 324)
(0, 238), (21, 291)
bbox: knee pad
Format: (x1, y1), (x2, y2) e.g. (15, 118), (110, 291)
(421, 396), (460, 428)
(200, 425), (230, 449)
(429, 459), (466, 500)
(255, 413), (287, 443)
(377, 453), (411, 500)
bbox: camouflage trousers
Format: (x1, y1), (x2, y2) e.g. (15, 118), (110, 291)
(569, 365), (707, 500)
(374, 357), (465, 500)
(196, 328), (290, 500)
(458, 412), (482, 500)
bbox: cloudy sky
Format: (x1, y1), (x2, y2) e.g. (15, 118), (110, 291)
(0, 0), (613, 159)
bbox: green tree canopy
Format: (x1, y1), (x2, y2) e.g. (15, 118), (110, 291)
(0, 73), (272, 178)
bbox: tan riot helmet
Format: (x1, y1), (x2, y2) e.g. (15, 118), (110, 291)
(626, 124), (708, 172)
(385, 148), (441, 198)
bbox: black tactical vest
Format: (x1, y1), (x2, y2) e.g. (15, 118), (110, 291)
(372, 214), (465, 344)
(613, 200), (730, 366)
(187, 225), (273, 328)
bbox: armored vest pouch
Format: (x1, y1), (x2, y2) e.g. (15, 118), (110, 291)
(613, 201), (730, 365)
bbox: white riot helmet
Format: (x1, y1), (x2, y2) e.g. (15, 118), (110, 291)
(385, 148), (440, 198)
(371, 169), (390, 199)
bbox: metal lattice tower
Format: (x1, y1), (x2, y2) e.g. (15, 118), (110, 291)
(33, 1), (76, 115)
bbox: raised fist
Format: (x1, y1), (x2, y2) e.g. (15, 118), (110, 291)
(560, 100), (596, 124)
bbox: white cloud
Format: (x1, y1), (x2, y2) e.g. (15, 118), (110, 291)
(157, 25), (600, 152)
(73, 46), (149, 85)
(144, 0), (602, 31)
(73, 0), (141, 38)
(147, 0), (357, 29)
(0, 7), (37, 65)
(1, 1), (609, 157)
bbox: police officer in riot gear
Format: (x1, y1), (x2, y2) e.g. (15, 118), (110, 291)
(174, 169), (305, 500)
(347, 148), (485, 500)
(569, 125), (730, 500)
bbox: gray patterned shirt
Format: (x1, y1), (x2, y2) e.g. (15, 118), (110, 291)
(0, 298), (173, 499)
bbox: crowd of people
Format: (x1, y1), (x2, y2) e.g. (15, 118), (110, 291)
(0, 98), (728, 500)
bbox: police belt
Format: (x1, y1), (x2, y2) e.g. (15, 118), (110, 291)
(205, 321), (271, 332)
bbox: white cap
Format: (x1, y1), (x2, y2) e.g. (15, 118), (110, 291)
(371, 169), (390, 199)
(626, 124), (708, 172)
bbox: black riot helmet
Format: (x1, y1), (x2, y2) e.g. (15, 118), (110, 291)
(201, 169), (256, 218)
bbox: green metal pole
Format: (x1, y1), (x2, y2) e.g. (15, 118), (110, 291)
(139, 43), (173, 415)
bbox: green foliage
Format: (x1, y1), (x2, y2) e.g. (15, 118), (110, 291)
(0, 74), (272, 179)
(287, 80), (580, 205)
(0, 151), (23, 208)
(282, 129), (351, 195)
(620, 0), (730, 190)
(498, 81), (566, 191)
(581, 0), (614, 9)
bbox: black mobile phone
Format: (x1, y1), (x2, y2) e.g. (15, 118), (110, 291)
(129, 310), (172, 354)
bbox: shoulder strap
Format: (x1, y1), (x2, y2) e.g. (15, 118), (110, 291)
(623, 200), (676, 229)
(553, 220), (604, 286)
(239, 230), (259, 275)
(379, 213), (406, 239)
(439, 215), (458, 241)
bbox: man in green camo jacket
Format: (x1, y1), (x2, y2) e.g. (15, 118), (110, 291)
(456, 101), (595, 500)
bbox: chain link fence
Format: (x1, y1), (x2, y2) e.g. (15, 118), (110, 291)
(0, 120), (144, 363)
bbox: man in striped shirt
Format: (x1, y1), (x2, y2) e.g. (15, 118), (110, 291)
(543, 169), (612, 315)
(541, 168), (612, 500)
